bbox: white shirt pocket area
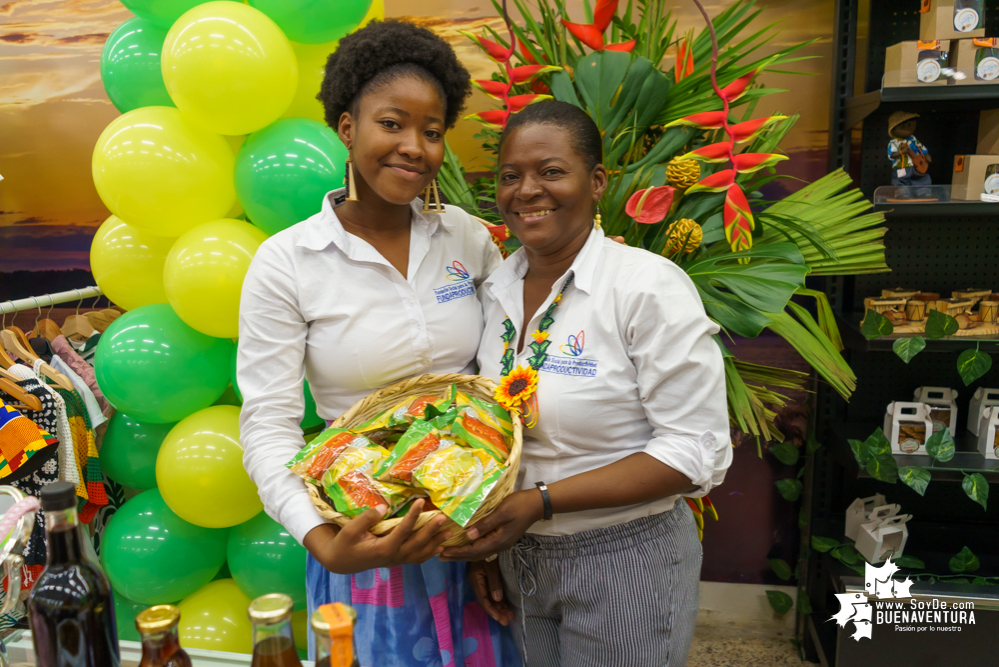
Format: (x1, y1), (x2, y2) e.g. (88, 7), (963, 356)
(477, 228), (732, 536)
(236, 192), (502, 544)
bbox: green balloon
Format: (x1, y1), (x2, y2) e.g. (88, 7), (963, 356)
(114, 591), (148, 642)
(101, 412), (176, 490)
(230, 341), (323, 429)
(101, 17), (174, 113)
(96, 304), (233, 423)
(120, 0), (239, 30)
(235, 118), (348, 236)
(227, 512), (307, 610)
(248, 0), (371, 44)
(101, 489), (228, 605)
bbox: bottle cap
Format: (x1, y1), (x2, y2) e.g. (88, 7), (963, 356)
(248, 593), (293, 624)
(40, 482), (76, 511)
(136, 605), (180, 633)
(310, 603), (356, 634)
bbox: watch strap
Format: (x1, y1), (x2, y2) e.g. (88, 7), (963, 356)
(535, 482), (553, 521)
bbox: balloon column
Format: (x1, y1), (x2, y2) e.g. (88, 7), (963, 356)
(93, 0), (382, 655)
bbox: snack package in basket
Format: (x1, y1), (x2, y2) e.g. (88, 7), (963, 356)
(286, 428), (380, 484)
(411, 443), (505, 527)
(376, 418), (454, 484)
(451, 393), (514, 463)
(322, 445), (421, 517)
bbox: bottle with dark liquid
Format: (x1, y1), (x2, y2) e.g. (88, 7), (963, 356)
(249, 593), (302, 667)
(136, 605), (191, 667)
(311, 603), (358, 667)
(28, 481), (120, 667)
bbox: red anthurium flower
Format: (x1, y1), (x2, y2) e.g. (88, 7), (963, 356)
(460, 31), (513, 63)
(472, 79), (512, 99)
(507, 94), (552, 113)
(678, 142), (731, 163)
(487, 224), (510, 241)
(723, 183), (754, 253)
(509, 64), (561, 85)
(728, 115), (786, 143)
(732, 152), (788, 174)
(665, 111), (727, 130)
(719, 70), (756, 103)
(685, 169), (736, 195)
(563, 20), (605, 50)
(604, 39), (636, 52)
(593, 0), (619, 33)
(465, 110), (510, 128)
(625, 185), (675, 223)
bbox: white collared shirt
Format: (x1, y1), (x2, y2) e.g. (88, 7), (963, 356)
(237, 191), (502, 544)
(477, 227), (732, 536)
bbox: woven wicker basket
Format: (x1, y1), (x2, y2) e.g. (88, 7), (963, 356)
(306, 373), (522, 547)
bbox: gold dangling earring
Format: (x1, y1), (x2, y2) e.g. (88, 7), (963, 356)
(344, 154), (359, 202)
(422, 178), (444, 213)
(594, 210), (603, 231)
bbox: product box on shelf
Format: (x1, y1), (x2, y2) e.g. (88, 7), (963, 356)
(952, 154), (999, 200)
(884, 402), (935, 455)
(913, 386), (959, 434)
(856, 506), (911, 564)
(967, 387), (999, 435)
(953, 38), (999, 84)
(976, 406), (999, 460)
(844, 494), (887, 541)
(977, 109), (999, 153)
(920, 0), (986, 41)
(884, 40), (953, 87)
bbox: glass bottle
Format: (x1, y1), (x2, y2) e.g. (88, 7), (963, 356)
(27, 481), (120, 667)
(311, 603), (358, 667)
(249, 594), (302, 667)
(136, 605), (191, 667)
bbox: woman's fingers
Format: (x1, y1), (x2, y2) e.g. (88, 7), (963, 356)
(381, 499), (425, 550)
(338, 505), (387, 542)
(469, 561), (512, 626)
(484, 559), (505, 603)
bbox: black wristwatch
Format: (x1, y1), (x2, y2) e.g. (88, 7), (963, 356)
(535, 482), (553, 521)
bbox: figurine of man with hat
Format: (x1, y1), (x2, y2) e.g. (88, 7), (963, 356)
(888, 111), (932, 189)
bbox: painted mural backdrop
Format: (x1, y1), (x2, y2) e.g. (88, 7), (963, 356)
(1, 0), (832, 282)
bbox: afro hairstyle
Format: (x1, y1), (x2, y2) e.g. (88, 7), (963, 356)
(500, 100), (604, 170)
(319, 19), (472, 130)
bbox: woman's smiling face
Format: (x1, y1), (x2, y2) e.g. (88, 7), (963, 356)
(496, 123), (607, 254)
(339, 74), (446, 206)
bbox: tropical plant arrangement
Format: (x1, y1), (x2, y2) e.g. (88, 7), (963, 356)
(439, 0), (890, 453)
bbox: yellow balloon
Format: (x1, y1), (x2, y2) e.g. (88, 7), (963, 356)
(362, 0), (384, 25)
(163, 218), (267, 338)
(162, 2), (298, 135)
(224, 136), (247, 218)
(90, 215), (174, 311)
(178, 579), (253, 654)
(282, 40), (338, 123)
(156, 405), (263, 528)
(292, 609), (308, 652)
(92, 106), (236, 237)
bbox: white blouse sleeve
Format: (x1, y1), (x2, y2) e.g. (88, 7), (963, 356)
(622, 260), (732, 497)
(237, 240), (326, 545)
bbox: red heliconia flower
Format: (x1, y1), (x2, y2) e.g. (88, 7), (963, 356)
(685, 169), (736, 195)
(460, 31), (513, 63)
(675, 36), (694, 83)
(506, 94), (552, 113)
(593, 0), (619, 33)
(723, 183), (754, 253)
(678, 141), (731, 163)
(665, 111), (727, 130)
(719, 70), (756, 102)
(563, 20), (604, 50)
(487, 224), (510, 241)
(472, 79), (512, 99)
(509, 64), (561, 85)
(519, 40), (539, 64)
(728, 115), (786, 143)
(604, 39), (636, 52)
(732, 152), (788, 174)
(465, 109), (511, 128)
(625, 185), (675, 224)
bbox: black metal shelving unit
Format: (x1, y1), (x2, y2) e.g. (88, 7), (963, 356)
(805, 2), (999, 664)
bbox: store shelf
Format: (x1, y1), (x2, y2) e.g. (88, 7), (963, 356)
(845, 85), (999, 128)
(830, 421), (999, 483)
(839, 313), (999, 353)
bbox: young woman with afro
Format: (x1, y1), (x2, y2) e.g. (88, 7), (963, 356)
(237, 20), (521, 667)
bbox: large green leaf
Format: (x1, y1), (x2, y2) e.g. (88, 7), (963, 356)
(949, 546), (981, 573)
(899, 466), (931, 496)
(572, 51), (634, 140)
(963, 473), (989, 510)
(849, 428), (897, 482)
(925, 427), (955, 463)
(775, 478), (802, 502)
(861, 310), (893, 339)
(958, 348), (992, 386)
(894, 555), (925, 569)
(769, 558), (792, 581)
(811, 536), (840, 553)
(893, 336), (926, 363)
(925, 309), (958, 339)
(766, 590), (793, 615)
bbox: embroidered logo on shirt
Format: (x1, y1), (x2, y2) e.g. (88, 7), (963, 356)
(433, 260), (475, 303)
(445, 260), (470, 281)
(559, 330), (585, 356)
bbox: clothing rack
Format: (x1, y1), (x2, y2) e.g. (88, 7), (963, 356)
(0, 286), (103, 316)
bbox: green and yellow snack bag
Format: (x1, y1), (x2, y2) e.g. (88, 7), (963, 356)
(411, 443), (505, 527)
(286, 428), (380, 484)
(321, 446), (421, 517)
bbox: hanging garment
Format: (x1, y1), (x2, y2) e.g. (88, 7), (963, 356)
(8, 364), (79, 493)
(90, 474), (126, 559)
(49, 355), (106, 429)
(51, 335), (112, 418)
(54, 385), (107, 523)
(0, 399), (57, 480)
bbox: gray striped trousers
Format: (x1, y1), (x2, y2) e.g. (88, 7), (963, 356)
(499, 502), (701, 667)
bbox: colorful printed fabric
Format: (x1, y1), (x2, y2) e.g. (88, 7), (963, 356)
(54, 387), (107, 523)
(0, 399), (57, 478)
(306, 556), (521, 667)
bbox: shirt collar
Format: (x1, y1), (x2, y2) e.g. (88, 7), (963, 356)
(485, 226), (605, 296)
(295, 188), (454, 253)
